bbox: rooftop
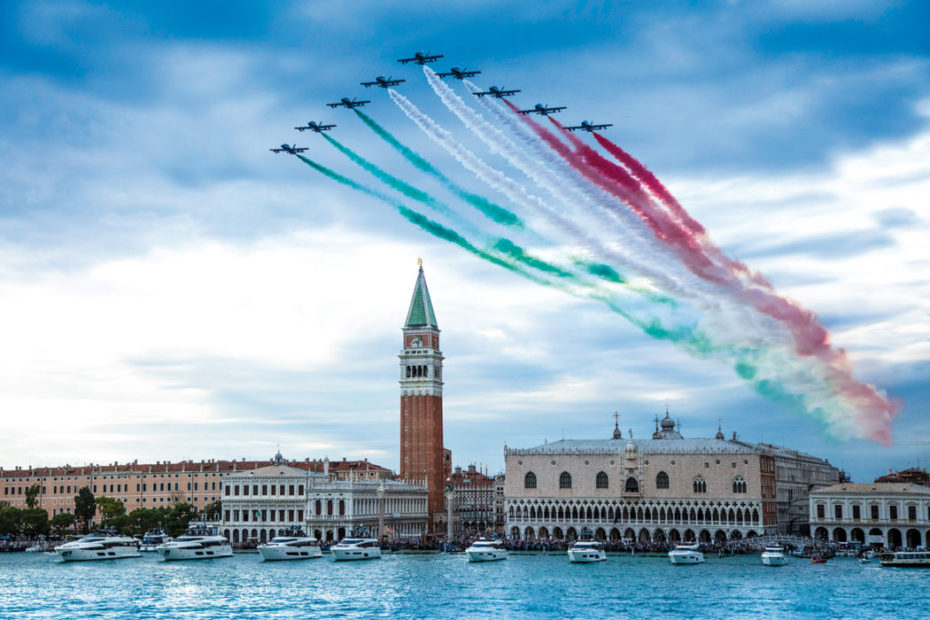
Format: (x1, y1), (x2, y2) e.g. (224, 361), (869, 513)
(812, 483), (930, 496)
(506, 437), (759, 456)
(404, 264), (438, 329)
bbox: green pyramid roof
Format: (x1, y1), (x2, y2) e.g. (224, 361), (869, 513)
(405, 266), (437, 328)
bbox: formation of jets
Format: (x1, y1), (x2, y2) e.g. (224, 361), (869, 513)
(327, 97), (370, 109)
(566, 120), (613, 132)
(397, 51), (443, 65)
(437, 66), (481, 80)
(361, 75), (405, 89)
(273, 51), (615, 155)
(473, 85), (520, 98)
(294, 121), (336, 133)
(269, 144), (308, 155)
(519, 103), (566, 116)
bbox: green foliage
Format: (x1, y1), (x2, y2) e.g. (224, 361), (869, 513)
(95, 496), (126, 523)
(51, 512), (75, 536)
(202, 500), (221, 521)
(0, 506), (22, 537)
(165, 503), (198, 537)
(73, 487), (96, 533)
(25, 484), (41, 510)
(20, 508), (49, 538)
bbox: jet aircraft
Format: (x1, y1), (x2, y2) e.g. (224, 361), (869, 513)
(397, 51), (443, 65)
(327, 97), (371, 109)
(437, 66), (481, 80)
(294, 121), (336, 133)
(269, 144), (308, 155)
(361, 76), (406, 88)
(566, 120), (613, 132)
(519, 104), (566, 116)
(473, 85), (521, 98)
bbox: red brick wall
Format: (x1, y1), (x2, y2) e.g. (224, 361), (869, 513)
(400, 394), (444, 517)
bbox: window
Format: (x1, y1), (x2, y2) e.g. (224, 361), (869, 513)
(559, 472), (572, 489)
(834, 505), (842, 520)
(853, 505), (861, 520)
(595, 471), (608, 489)
(625, 477), (639, 493)
(656, 471), (669, 489)
(524, 472), (537, 489)
(692, 477), (706, 493)
(890, 505), (898, 520)
(871, 505), (879, 519)
(908, 505), (917, 520)
(816, 504), (825, 519)
(732, 476), (747, 493)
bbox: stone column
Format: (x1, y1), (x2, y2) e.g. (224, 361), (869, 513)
(377, 481), (386, 539)
(445, 484), (455, 540)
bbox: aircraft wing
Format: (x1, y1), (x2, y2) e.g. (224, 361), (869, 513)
(518, 108), (535, 115)
(437, 71), (453, 78)
(361, 81), (377, 87)
(549, 106), (567, 113)
(354, 100), (371, 106)
(270, 148), (284, 153)
(397, 57), (415, 64)
(319, 124), (336, 131)
(565, 126), (584, 132)
(386, 79), (405, 86)
(424, 54), (443, 62)
(293, 147), (308, 153)
(326, 103), (342, 108)
(590, 123), (612, 130)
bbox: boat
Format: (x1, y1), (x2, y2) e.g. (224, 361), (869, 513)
(155, 522), (232, 561)
(465, 538), (507, 562)
(880, 551), (930, 568)
(668, 542), (704, 565)
(258, 529), (322, 561)
(567, 541), (607, 563)
(55, 532), (140, 562)
(761, 545), (787, 567)
(331, 537), (382, 561)
(859, 556), (870, 564)
(810, 554), (828, 564)
(139, 529), (172, 552)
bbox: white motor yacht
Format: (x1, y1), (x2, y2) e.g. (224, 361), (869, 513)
(258, 529), (322, 561)
(567, 541), (607, 563)
(156, 522), (232, 561)
(668, 542), (705, 565)
(139, 529), (172, 552)
(55, 532), (140, 562)
(761, 545), (788, 567)
(465, 539), (507, 562)
(331, 538), (381, 561)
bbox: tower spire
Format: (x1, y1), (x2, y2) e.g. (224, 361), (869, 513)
(405, 262), (438, 328)
(612, 411), (622, 439)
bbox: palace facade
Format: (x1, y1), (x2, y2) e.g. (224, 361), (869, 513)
(221, 453), (429, 544)
(504, 415), (839, 543)
(809, 482), (930, 549)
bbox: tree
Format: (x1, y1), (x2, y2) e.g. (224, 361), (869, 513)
(95, 497), (126, 522)
(20, 508), (49, 538)
(165, 503), (198, 537)
(0, 506), (21, 537)
(202, 500), (222, 521)
(74, 487), (96, 533)
(51, 512), (76, 536)
(25, 484), (41, 509)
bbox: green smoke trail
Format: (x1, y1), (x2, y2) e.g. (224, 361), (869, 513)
(296, 154), (837, 429)
(355, 110), (524, 229)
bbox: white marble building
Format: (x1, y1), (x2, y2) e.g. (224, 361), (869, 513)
(221, 453), (429, 544)
(809, 482), (930, 549)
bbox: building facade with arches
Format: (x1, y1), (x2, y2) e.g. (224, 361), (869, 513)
(809, 483), (930, 550)
(221, 453), (429, 545)
(503, 416), (781, 543)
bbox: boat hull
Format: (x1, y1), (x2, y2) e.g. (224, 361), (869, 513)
(762, 554), (787, 567)
(669, 552), (705, 565)
(568, 549), (606, 563)
(466, 549), (507, 562)
(259, 545), (323, 561)
(56, 546), (140, 562)
(331, 547), (381, 561)
(157, 544), (233, 561)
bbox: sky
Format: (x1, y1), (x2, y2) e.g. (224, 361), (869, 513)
(1, 0), (928, 482)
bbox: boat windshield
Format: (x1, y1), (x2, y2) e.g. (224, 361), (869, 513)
(270, 537), (296, 543)
(340, 539), (364, 545)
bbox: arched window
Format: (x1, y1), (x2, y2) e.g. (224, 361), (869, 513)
(693, 476), (707, 493)
(732, 476), (747, 493)
(656, 471), (670, 489)
(625, 477), (639, 492)
(559, 472), (572, 489)
(524, 472), (537, 489)
(595, 471), (609, 489)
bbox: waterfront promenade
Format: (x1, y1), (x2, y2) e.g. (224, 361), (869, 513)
(0, 550), (923, 618)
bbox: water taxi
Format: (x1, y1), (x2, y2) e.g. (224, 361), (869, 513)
(761, 545), (787, 567)
(880, 551), (930, 568)
(465, 539), (507, 562)
(567, 541), (607, 563)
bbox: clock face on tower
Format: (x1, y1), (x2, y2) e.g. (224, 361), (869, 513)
(411, 336), (422, 348)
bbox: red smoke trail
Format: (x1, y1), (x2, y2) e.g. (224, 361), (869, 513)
(504, 100), (899, 444)
(592, 132), (771, 289)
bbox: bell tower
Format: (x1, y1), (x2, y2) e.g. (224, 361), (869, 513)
(399, 260), (445, 521)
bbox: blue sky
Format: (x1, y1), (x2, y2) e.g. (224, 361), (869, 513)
(1, 0), (928, 481)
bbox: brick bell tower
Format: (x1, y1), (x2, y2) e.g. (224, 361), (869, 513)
(399, 260), (445, 522)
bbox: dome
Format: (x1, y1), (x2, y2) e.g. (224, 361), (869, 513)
(661, 413), (675, 429)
